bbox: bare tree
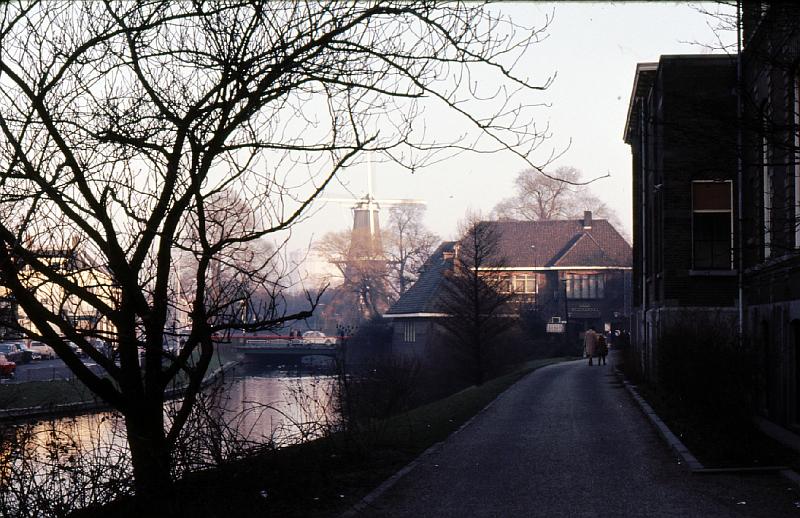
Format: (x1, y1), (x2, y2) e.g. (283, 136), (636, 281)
(492, 166), (622, 228)
(316, 228), (391, 323)
(0, 2), (553, 500)
(316, 204), (437, 321)
(438, 216), (514, 386)
(385, 205), (439, 298)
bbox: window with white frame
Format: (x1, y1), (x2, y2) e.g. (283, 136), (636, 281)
(496, 274), (512, 293)
(512, 273), (537, 294)
(565, 273), (604, 299)
(403, 321), (416, 343)
(692, 181), (733, 269)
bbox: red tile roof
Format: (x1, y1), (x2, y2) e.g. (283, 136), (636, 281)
(385, 217), (630, 317)
(482, 219), (631, 268)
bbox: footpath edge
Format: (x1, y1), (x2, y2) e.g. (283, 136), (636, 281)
(614, 366), (800, 487)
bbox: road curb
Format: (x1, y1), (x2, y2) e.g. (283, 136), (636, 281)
(615, 367), (800, 488)
(614, 368), (704, 471)
(339, 379), (508, 517)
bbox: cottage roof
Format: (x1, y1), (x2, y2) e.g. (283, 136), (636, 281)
(385, 215), (631, 317)
(384, 241), (455, 316)
(485, 218), (631, 268)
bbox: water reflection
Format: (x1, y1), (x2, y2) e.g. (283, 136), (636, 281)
(0, 356), (339, 515)
(210, 360), (339, 446)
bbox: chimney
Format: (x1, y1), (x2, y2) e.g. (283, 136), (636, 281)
(583, 211), (592, 229)
(443, 243), (460, 268)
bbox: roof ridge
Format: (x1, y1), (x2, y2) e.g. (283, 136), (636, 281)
(551, 233), (588, 266)
(582, 231), (615, 264)
(552, 231), (614, 267)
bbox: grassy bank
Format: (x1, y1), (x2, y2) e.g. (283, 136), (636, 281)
(0, 354), (226, 413)
(0, 377), (98, 410)
(76, 356), (573, 518)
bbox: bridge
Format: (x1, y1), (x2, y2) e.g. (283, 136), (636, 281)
(230, 335), (341, 360)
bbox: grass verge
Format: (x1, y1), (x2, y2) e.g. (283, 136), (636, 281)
(0, 354), (226, 412)
(74, 356), (572, 518)
(0, 377), (98, 409)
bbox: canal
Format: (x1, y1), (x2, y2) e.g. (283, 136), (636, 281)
(0, 346), (340, 514)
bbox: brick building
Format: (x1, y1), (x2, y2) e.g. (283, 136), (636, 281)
(624, 3), (800, 433)
(624, 55), (739, 378)
(739, 3), (800, 428)
(384, 214), (632, 361)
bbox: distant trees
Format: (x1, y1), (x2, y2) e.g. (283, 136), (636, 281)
(384, 205), (439, 298)
(493, 166), (622, 228)
(316, 227), (392, 322)
(317, 204), (438, 323)
(0, 0), (552, 507)
(439, 217), (514, 386)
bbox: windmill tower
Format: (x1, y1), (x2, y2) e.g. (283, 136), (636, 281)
(323, 161), (425, 320)
(325, 161), (425, 261)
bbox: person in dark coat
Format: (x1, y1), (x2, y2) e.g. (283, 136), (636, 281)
(596, 333), (608, 365)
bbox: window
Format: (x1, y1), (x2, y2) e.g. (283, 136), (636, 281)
(794, 65), (800, 248)
(512, 273), (537, 294)
(403, 321), (416, 343)
(763, 132), (773, 258)
(496, 274), (512, 293)
(565, 273), (604, 299)
(692, 181), (732, 269)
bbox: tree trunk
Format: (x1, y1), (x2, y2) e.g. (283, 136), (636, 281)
(126, 403), (173, 505)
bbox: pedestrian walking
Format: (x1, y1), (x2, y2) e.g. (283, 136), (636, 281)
(596, 333), (608, 365)
(583, 326), (598, 366)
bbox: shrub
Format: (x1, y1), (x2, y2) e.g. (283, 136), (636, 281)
(656, 313), (756, 432)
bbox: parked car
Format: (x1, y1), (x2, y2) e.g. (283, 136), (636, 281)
(0, 354), (16, 377)
(61, 341), (88, 358)
(19, 346), (41, 361)
(28, 341), (57, 360)
(301, 330), (334, 345)
(0, 342), (32, 364)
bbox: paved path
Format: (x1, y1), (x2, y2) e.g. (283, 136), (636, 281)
(357, 353), (800, 517)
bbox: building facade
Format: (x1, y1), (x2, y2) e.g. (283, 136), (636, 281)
(384, 214), (632, 361)
(625, 3), (800, 432)
(625, 55), (739, 379)
(740, 3), (800, 428)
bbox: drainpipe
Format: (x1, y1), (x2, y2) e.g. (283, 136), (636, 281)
(640, 98), (648, 356)
(736, 1), (745, 346)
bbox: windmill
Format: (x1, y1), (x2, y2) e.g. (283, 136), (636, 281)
(322, 161), (425, 320)
(324, 161), (425, 261)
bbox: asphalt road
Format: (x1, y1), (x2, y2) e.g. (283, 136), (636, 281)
(357, 353), (800, 517)
(5, 358), (105, 383)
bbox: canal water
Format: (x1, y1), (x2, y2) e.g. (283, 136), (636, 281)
(0, 346), (340, 514)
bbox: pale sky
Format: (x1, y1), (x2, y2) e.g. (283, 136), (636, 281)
(289, 2), (735, 278)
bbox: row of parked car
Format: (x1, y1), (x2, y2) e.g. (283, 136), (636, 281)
(0, 340), (58, 378)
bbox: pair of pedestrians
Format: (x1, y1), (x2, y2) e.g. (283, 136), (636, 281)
(583, 326), (607, 366)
